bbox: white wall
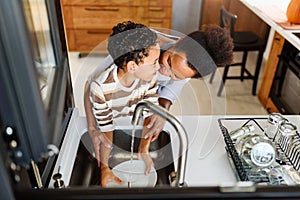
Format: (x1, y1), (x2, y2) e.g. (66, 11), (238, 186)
(171, 0), (203, 34)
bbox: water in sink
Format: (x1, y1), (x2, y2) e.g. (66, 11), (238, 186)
(69, 129), (175, 187)
(109, 126), (158, 188)
(107, 160), (157, 188)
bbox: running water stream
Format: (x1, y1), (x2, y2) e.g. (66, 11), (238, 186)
(130, 126), (136, 163)
(128, 126), (136, 188)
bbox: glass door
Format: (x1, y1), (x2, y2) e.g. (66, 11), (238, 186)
(23, 0), (57, 110)
(0, 0), (73, 189)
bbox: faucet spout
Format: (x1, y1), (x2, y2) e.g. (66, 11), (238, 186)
(132, 101), (188, 187)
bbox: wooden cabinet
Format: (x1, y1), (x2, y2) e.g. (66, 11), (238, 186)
(60, 0), (173, 53)
(265, 98), (280, 113)
(200, 0), (269, 41)
(258, 32), (285, 113)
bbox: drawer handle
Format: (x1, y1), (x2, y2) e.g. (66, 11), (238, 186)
(274, 37), (281, 41)
(85, 7), (119, 12)
(148, 8), (163, 12)
(87, 31), (103, 34)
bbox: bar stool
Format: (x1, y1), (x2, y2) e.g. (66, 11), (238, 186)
(210, 6), (266, 96)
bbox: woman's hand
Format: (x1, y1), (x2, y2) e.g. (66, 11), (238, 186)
(143, 114), (166, 142)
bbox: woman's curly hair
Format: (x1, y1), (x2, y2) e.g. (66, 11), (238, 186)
(107, 21), (157, 69)
(174, 24), (234, 78)
(201, 24), (234, 67)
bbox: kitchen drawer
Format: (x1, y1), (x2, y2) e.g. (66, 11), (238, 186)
(66, 29), (109, 53)
(63, 6), (139, 29)
(61, 0), (140, 6)
(140, 7), (172, 19)
(142, 19), (171, 29)
(61, 0), (173, 52)
(140, 0), (173, 7)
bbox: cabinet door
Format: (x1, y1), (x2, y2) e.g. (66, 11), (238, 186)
(63, 6), (139, 29)
(61, 0), (173, 53)
(66, 29), (109, 52)
(200, 0), (224, 26)
(258, 32), (285, 107)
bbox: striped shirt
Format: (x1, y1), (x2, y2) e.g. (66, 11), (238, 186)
(90, 64), (158, 132)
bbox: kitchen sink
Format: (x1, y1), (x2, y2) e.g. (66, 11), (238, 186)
(69, 129), (175, 187)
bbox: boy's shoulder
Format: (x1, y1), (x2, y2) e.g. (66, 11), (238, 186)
(93, 64), (116, 85)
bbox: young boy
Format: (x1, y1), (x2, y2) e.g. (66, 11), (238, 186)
(88, 21), (160, 187)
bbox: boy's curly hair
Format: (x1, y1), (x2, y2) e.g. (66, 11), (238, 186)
(174, 24), (234, 78)
(108, 21), (157, 69)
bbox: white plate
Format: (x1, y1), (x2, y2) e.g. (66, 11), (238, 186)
(106, 160), (157, 188)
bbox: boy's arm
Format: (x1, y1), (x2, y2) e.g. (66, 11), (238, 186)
(100, 131), (123, 187)
(84, 56), (114, 166)
(84, 81), (112, 167)
(84, 81), (97, 135)
(138, 117), (154, 175)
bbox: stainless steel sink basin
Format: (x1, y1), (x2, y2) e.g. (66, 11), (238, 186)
(69, 129), (175, 187)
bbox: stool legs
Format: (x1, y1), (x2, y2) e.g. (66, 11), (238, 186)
(213, 48), (265, 96)
(217, 65), (230, 96)
(240, 51), (248, 81)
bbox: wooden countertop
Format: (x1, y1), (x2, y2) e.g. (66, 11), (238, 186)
(241, 0), (300, 50)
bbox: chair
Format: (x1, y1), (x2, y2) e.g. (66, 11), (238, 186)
(210, 6), (266, 96)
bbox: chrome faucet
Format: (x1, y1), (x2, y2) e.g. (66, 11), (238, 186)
(132, 101), (188, 187)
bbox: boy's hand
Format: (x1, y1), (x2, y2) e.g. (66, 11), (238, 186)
(100, 166), (124, 187)
(89, 129), (112, 167)
(138, 150), (154, 176)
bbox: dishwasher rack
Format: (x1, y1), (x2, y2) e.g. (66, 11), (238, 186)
(218, 117), (300, 184)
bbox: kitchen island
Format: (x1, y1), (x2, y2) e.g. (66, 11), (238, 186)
(49, 108), (300, 188)
(15, 108), (300, 199)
